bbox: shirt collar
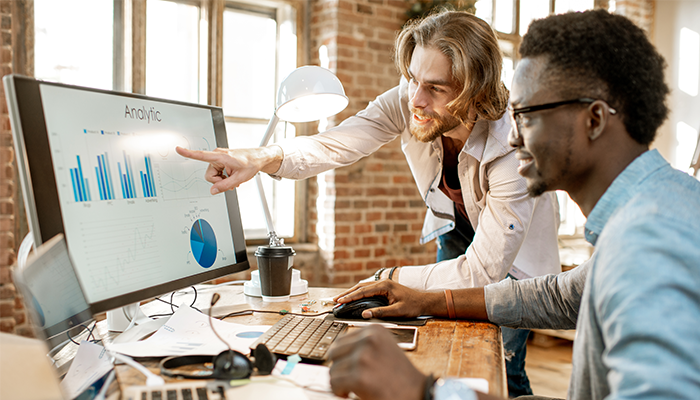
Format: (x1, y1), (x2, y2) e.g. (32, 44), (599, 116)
(584, 149), (667, 245)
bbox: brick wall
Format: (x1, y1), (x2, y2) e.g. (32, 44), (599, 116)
(614, 0), (655, 36)
(308, 0), (437, 286)
(1, 1), (26, 335)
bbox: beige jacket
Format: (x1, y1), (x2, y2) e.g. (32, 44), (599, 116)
(272, 78), (561, 290)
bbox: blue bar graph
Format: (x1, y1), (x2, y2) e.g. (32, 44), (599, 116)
(141, 154), (156, 198)
(70, 156), (92, 202)
(69, 149), (157, 202)
(118, 151), (138, 199)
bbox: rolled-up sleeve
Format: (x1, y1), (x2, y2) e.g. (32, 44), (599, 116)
(484, 258), (590, 329)
(271, 85), (405, 180)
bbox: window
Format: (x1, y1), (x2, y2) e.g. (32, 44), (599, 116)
(222, 3), (297, 240)
(475, 0), (596, 237)
(33, 0), (301, 242)
(34, 0), (114, 89)
(146, 0), (205, 103)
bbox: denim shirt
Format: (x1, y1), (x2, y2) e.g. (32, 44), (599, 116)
(484, 150), (700, 399)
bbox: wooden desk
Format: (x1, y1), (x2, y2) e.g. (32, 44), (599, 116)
(98, 286), (507, 398)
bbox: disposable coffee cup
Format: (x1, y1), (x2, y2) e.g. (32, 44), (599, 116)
(255, 245), (295, 302)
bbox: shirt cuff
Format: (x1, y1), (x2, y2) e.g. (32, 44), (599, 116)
(268, 141), (303, 179)
(483, 277), (522, 327)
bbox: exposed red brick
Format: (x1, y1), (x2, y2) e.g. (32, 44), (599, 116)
(0, 301), (13, 317)
(0, 318), (15, 333)
(354, 224), (372, 234)
(363, 236), (379, 245)
(354, 249), (371, 258)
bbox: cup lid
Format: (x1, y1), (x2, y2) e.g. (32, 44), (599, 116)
(255, 245), (296, 257)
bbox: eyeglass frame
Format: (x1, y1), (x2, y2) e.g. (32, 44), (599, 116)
(508, 98), (617, 138)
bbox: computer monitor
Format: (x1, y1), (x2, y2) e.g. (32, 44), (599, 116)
(5, 74), (249, 314)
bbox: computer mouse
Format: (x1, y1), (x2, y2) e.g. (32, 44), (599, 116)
(333, 296), (390, 319)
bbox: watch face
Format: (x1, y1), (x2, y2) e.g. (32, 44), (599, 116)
(433, 379), (478, 400)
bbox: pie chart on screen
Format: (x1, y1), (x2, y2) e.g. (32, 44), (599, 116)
(190, 219), (217, 268)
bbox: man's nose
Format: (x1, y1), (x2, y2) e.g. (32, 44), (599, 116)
(508, 126), (523, 148)
(409, 84), (429, 109)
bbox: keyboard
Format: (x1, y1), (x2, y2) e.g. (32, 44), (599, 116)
(122, 381), (224, 400)
(250, 315), (348, 362)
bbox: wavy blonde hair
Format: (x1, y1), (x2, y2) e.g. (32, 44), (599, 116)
(395, 10), (509, 124)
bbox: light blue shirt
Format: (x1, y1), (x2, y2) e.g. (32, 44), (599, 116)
(484, 150), (700, 399)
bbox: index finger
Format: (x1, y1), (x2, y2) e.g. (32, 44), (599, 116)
(175, 146), (224, 163)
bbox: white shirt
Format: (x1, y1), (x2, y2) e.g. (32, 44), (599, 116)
(272, 78), (561, 290)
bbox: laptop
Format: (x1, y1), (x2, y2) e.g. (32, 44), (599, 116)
(8, 233), (94, 400)
(12, 234), (94, 351)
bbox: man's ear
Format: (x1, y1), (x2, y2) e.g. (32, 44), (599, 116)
(587, 101), (610, 141)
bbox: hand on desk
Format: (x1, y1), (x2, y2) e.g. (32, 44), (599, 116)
(334, 280), (490, 321)
(333, 280), (429, 319)
(175, 145), (283, 194)
(328, 325), (426, 400)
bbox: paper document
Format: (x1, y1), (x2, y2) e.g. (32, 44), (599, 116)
(60, 341), (113, 400)
(106, 305), (270, 357)
(271, 359), (333, 393)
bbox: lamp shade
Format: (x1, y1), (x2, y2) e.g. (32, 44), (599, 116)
(275, 66), (349, 123)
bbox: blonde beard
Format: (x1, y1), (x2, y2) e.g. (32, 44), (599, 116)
(409, 114), (461, 143)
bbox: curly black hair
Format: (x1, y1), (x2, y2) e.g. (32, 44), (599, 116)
(520, 9), (669, 145)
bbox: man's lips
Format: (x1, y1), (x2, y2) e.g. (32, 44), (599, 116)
(412, 113), (432, 124)
(515, 151), (534, 175)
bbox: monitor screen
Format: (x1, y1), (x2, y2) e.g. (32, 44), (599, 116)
(5, 75), (249, 313)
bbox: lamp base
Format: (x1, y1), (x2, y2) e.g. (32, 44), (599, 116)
(244, 268), (308, 298)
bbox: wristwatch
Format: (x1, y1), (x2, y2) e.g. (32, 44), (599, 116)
(432, 378), (478, 400)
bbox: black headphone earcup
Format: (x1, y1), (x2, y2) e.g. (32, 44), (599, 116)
(252, 343), (276, 375)
(212, 350), (253, 380)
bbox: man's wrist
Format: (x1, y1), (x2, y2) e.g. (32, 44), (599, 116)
(259, 145), (284, 174)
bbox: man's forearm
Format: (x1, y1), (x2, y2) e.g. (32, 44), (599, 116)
(258, 145), (284, 174)
(423, 288), (489, 321)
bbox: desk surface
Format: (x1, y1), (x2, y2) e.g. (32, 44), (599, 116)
(97, 286), (507, 398)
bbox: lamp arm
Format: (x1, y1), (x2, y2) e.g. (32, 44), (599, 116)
(256, 173), (284, 247)
(259, 113), (280, 147)
(256, 112), (285, 246)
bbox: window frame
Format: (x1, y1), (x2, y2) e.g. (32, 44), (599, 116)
(482, 0), (604, 239)
(33, 0), (311, 244)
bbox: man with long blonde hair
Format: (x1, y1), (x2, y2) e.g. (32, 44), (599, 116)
(177, 10), (561, 395)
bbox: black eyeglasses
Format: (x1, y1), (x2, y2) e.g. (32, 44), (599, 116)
(508, 98), (617, 138)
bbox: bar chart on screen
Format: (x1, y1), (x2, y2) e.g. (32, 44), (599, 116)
(67, 149), (158, 203)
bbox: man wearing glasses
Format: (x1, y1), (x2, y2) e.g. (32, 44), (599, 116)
(327, 9), (700, 400)
(178, 10), (561, 396)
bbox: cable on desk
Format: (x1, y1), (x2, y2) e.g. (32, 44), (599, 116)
(217, 309), (332, 320)
(67, 321), (101, 346)
(149, 286), (202, 318)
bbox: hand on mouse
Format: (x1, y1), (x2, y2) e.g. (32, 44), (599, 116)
(328, 325), (426, 400)
(333, 280), (439, 319)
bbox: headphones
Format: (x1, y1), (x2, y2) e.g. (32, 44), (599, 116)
(159, 343), (276, 380)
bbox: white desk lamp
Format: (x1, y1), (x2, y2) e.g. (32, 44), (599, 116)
(256, 66), (348, 247)
(243, 66), (348, 299)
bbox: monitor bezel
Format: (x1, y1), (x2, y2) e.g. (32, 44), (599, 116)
(5, 74), (250, 314)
